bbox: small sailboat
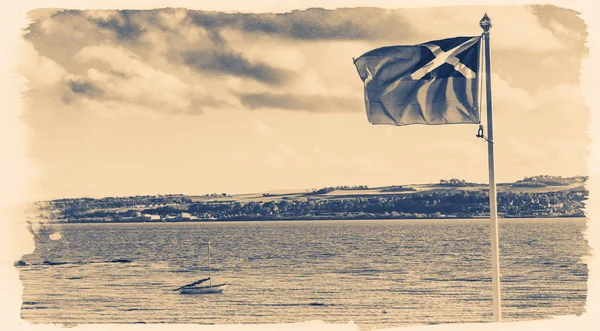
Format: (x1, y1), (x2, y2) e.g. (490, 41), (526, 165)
(174, 242), (227, 294)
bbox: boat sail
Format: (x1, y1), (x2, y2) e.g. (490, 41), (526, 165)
(174, 242), (226, 294)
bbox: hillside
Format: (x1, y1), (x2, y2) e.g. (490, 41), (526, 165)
(35, 176), (588, 223)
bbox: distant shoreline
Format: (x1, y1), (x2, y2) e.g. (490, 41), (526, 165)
(36, 176), (587, 225)
(51, 215), (586, 225)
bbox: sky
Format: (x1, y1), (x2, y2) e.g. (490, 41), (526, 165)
(18, 5), (590, 199)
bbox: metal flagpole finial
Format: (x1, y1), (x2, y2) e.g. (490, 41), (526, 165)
(480, 13), (492, 33)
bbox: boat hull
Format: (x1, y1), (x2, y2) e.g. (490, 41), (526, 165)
(179, 284), (226, 294)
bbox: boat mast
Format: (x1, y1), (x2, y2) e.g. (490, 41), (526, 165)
(208, 242), (212, 286)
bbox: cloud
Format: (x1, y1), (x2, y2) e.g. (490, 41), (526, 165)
(239, 92), (362, 112)
(492, 73), (537, 114)
(24, 10), (114, 69)
(17, 6), (589, 200)
(89, 10), (146, 42)
(533, 84), (589, 136)
(531, 5), (587, 49)
(21, 6), (585, 118)
(493, 82), (589, 176)
(398, 6), (568, 51)
(86, 10), (295, 85)
(67, 44), (225, 114)
(188, 8), (413, 41)
(182, 49), (292, 85)
(67, 77), (104, 98)
(25, 9), (294, 88)
(18, 42), (66, 90)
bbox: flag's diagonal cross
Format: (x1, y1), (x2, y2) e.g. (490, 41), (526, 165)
(411, 37), (479, 80)
(364, 66), (373, 84)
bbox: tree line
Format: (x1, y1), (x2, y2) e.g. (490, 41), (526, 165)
(55, 189), (587, 222)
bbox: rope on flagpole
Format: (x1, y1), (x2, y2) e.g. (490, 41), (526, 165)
(476, 33), (493, 144)
(477, 34), (485, 122)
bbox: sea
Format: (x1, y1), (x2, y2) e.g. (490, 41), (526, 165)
(18, 218), (589, 329)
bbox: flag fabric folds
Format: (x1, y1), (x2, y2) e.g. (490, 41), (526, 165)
(354, 36), (481, 126)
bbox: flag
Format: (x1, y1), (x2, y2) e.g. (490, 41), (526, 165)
(354, 36), (481, 126)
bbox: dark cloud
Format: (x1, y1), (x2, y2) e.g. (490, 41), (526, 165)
(24, 9), (296, 85)
(68, 78), (103, 98)
(60, 78), (104, 105)
(21, 8), (413, 88)
(188, 8), (413, 41)
(90, 10), (146, 42)
(239, 92), (361, 112)
(109, 70), (132, 79)
(61, 70), (229, 114)
(183, 50), (291, 85)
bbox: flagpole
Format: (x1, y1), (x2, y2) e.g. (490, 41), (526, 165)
(480, 13), (502, 322)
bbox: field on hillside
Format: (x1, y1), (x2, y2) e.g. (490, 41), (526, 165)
(36, 176), (587, 223)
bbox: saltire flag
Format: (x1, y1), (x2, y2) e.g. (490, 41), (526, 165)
(354, 36), (481, 126)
